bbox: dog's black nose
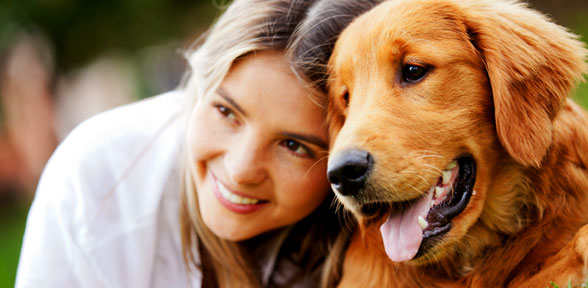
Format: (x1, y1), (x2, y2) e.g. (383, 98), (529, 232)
(327, 149), (373, 196)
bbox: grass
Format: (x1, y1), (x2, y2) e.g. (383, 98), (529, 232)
(550, 279), (588, 288)
(550, 280), (571, 288)
(572, 76), (588, 110)
(0, 197), (30, 287)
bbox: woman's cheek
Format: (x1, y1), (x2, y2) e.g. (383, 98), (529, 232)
(285, 161), (330, 207)
(189, 108), (224, 159)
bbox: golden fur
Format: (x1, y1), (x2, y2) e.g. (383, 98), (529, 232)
(326, 0), (588, 286)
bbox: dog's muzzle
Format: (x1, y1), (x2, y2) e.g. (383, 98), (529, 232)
(327, 149), (374, 196)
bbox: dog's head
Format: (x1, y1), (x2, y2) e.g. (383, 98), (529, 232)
(326, 0), (586, 264)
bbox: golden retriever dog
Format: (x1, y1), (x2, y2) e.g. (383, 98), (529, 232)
(324, 0), (588, 286)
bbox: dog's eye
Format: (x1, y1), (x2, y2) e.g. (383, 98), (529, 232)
(343, 91), (349, 106)
(339, 85), (349, 107)
(403, 64), (428, 82)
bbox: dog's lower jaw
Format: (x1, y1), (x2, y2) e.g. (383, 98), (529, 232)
(341, 225), (493, 288)
(375, 156), (477, 262)
(344, 217), (588, 288)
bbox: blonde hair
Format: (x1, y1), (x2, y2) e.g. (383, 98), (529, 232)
(180, 0), (340, 287)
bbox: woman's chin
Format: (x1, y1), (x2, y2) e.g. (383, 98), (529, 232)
(207, 221), (262, 241)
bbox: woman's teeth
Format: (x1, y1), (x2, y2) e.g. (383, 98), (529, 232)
(217, 180), (260, 205)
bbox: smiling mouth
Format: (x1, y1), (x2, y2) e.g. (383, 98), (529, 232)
(211, 173), (269, 215)
(369, 156), (476, 262)
(217, 180), (262, 205)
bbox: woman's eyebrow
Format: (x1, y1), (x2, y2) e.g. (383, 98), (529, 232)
(216, 87), (247, 117)
(281, 132), (328, 149)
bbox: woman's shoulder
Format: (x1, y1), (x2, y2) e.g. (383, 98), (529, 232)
(38, 89), (187, 216)
(65, 90), (186, 150)
(17, 90), (191, 287)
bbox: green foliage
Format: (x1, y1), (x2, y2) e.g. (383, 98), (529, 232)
(0, 0), (220, 72)
(0, 200), (29, 287)
(549, 279), (571, 288)
(572, 77), (588, 110)
(549, 278), (588, 288)
(570, 13), (588, 110)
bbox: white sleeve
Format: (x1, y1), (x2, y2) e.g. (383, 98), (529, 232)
(15, 127), (107, 288)
(16, 91), (189, 288)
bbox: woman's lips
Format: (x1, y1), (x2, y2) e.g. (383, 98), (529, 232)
(211, 173), (267, 214)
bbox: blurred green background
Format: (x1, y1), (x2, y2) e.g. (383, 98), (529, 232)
(0, 0), (587, 287)
(0, 0), (220, 286)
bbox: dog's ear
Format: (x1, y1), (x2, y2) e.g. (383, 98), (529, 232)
(462, 1), (587, 167)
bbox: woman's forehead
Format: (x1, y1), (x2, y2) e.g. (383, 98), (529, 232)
(220, 51), (328, 137)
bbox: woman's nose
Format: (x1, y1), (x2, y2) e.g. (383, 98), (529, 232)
(224, 133), (268, 186)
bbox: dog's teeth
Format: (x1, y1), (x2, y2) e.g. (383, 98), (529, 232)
(472, 190), (477, 195)
(435, 186), (444, 198)
(446, 160), (457, 169)
(442, 170), (452, 185)
(418, 216), (428, 230)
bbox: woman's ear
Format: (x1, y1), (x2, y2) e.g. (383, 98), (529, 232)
(462, 1), (587, 167)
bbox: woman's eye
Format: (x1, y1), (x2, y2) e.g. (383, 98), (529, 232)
(215, 104), (237, 121)
(403, 64), (428, 82)
(282, 139), (312, 158)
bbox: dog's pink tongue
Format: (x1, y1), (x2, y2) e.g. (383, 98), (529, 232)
(380, 187), (434, 262)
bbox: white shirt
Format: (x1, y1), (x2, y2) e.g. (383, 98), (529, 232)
(16, 91), (200, 288)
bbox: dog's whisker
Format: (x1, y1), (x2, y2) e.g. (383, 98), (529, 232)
(329, 195), (340, 209)
(331, 197), (348, 216)
(414, 155), (436, 162)
(405, 183), (422, 195)
(416, 168), (441, 179)
(378, 182), (401, 197)
(416, 175), (432, 187)
(416, 154), (443, 160)
(402, 150), (438, 158)
(407, 150), (443, 160)
(421, 163), (444, 175)
(343, 216), (356, 234)
(303, 155), (329, 179)
(417, 164), (447, 179)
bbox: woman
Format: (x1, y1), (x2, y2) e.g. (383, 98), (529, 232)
(179, 1), (339, 286)
(14, 0), (384, 287)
